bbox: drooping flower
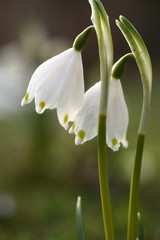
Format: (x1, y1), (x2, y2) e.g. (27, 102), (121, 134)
(70, 77), (129, 151)
(69, 81), (100, 144)
(21, 47), (84, 130)
(106, 78), (129, 151)
(21, 26), (94, 130)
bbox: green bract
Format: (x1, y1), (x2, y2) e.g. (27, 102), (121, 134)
(116, 16), (152, 134)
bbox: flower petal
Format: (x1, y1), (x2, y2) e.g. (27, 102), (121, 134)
(21, 48), (74, 108)
(71, 81), (100, 144)
(57, 50), (84, 130)
(106, 77), (129, 151)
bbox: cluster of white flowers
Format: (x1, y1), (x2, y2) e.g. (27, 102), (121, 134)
(21, 44), (129, 151)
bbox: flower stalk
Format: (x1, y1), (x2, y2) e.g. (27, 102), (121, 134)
(127, 133), (145, 240)
(116, 16), (152, 240)
(89, 0), (114, 240)
(98, 114), (115, 240)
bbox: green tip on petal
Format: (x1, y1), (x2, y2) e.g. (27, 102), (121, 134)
(24, 92), (29, 101)
(112, 138), (118, 146)
(69, 122), (75, 134)
(39, 101), (45, 109)
(72, 122), (75, 130)
(75, 130), (86, 145)
(63, 114), (69, 124)
(77, 130), (86, 141)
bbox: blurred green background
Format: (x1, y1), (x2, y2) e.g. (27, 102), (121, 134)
(0, 0), (160, 239)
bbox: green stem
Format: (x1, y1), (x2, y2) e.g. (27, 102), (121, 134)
(116, 17), (152, 240)
(88, 1), (114, 239)
(98, 114), (115, 240)
(127, 133), (145, 240)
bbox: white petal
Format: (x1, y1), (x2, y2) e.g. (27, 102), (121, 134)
(57, 50), (84, 130)
(68, 125), (74, 134)
(72, 81), (100, 144)
(106, 78), (129, 151)
(34, 68), (64, 113)
(122, 139), (128, 148)
(21, 48), (73, 107)
(75, 135), (83, 145)
(108, 140), (120, 152)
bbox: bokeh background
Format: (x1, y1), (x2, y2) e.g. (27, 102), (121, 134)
(0, 0), (160, 239)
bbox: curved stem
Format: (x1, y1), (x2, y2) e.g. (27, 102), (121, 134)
(98, 114), (115, 240)
(127, 133), (145, 240)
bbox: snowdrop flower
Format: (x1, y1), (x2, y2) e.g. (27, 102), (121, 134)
(70, 77), (129, 151)
(21, 26), (94, 130)
(21, 48), (84, 130)
(107, 78), (129, 151)
(69, 81), (100, 144)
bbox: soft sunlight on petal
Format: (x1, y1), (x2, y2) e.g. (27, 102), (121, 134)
(57, 50), (84, 130)
(21, 48), (73, 107)
(71, 78), (128, 151)
(106, 77), (129, 151)
(71, 82), (100, 144)
(21, 48), (84, 130)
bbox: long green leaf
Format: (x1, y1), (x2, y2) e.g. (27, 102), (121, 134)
(119, 16), (152, 89)
(76, 196), (86, 240)
(137, 212), (144, 240)
(116, 17), (152, 240)
(116, 16), (152, 134)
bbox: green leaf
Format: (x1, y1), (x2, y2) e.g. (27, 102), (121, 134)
(116, 16), (152, 134)
(76, 196), (86, 240)
(116, 17), (152, 240)
(137, 212), (144, 240)
(119, 16), (152, 88)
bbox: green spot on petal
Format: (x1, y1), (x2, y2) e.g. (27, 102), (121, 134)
(64, 114), (68, 123)
(39, 101), (45, 109)
(72, 122), (75, 130)
(112, 138), (118, 146)
(24, 92), (29, 101)
(77, 130), (86, 141)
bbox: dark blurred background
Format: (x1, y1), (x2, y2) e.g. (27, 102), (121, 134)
(0, 0), (160, 239)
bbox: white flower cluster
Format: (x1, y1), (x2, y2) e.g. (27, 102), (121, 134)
(21, 46), (129, 151)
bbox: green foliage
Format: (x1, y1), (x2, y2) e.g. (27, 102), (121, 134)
(0, 71), (159, 240)
(76, 197), (86, 240)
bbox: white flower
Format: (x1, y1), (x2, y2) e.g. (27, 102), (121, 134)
(69, 81), (100, 144)
(70, 78), (129, 151)
(21, 48), (84, 130)
(107, 78), (129, 151)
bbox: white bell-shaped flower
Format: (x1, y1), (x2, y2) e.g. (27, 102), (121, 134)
(71, 78), (129, 151)
(106, 77), (129, 151)
(21, 48), (84, 130)
(69, 81), (100, 145)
